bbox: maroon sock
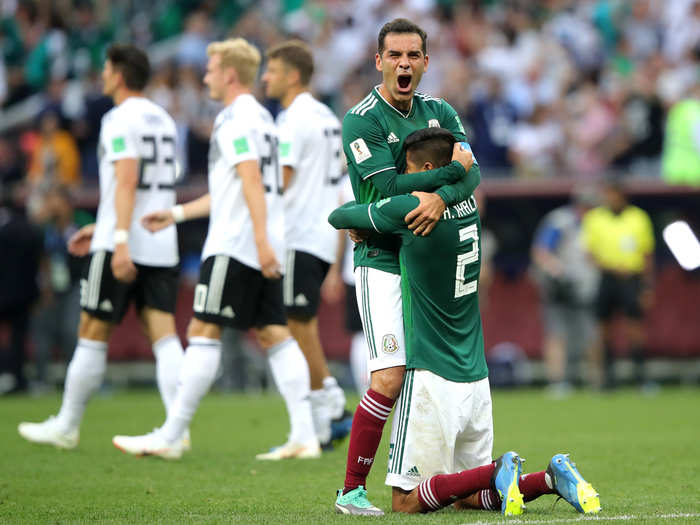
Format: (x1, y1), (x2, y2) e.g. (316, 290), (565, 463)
(477, 488), (501, 510)
(519, 471), (554, 502)
(417, 464), (495, 512)
(343, 389), (395, 492)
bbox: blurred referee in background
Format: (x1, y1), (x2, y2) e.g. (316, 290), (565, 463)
(582, 180), (655, 390)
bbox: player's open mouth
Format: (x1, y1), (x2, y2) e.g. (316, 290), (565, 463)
(397, 74), (412, 94)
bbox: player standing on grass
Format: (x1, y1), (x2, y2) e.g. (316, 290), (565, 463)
(333, 18), (480, 515)
(261, 40), (351, 447)
(329, 127), (601, 516)
(112, 38), (320, 460)
(18, 44), (186, 450)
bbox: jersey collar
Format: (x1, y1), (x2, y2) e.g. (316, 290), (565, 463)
(373, 85), (414, 119)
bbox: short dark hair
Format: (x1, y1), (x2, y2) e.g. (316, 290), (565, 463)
(404, 127), (456, 169)
(266, 39), (314, 86)
(378, 18), (427, 56)
(106, 44), (150, 91)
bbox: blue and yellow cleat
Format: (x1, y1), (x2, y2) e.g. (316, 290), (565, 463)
(547, 453), (601, 514)
(491, 451), (526, 516)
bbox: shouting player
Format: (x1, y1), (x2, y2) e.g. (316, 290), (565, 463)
(329, 127), (601, 516)
(262, 40), (350, 447)
(333, 18), (479, 515)
(112, 38), (319, 460)
(19, 44), (185, 449)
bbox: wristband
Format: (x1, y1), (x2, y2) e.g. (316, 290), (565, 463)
(172, 204), (185, 224)
(114, 229), (129, 245)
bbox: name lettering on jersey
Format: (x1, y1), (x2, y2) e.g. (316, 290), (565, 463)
(233, 137), (250, 155)
(443, 195), (478, 220)
(428, 119), (439, 128)
(387, 132), (400, 144)
(112, 137), (126, 153)
(350, 138), (372, 164)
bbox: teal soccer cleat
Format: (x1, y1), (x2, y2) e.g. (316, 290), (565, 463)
(334, 486), (384, 516)
(491, 451), (525, 515)
(547, 453), (601, 514)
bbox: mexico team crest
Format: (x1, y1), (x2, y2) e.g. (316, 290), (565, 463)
(382, 334), (399, 354)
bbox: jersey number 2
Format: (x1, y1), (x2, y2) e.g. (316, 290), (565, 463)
(454, 224), (479, 298)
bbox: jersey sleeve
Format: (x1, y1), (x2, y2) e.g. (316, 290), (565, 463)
(638, 209), (655, 254)
(440, 100), (468, 143)
(435, 163), (482, 206)
(103, 115), (139, 162)
(216, 118), (260, 167)
(278, 117), (302, 170)
(342, 112), (396, 180)
(328, 195), (418, 234)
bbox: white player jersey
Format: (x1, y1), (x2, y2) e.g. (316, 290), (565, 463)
(277, 92), (342, 263)
(201, 94), (285, 271)
(91, 96), (179, 267)
(340, 175), (355, 286)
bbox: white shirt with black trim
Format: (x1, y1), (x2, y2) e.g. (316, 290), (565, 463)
(91, 96), (179, 267)
(277, 92), (341, 263)
(202, 93), (285, 272)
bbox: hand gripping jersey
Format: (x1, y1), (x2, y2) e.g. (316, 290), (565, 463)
(329, 195), (488, 383)
(342, 86), (475, 274)
(92, 96), (179, 266)
(277, 92), (342, 263)
(202, 94), (285, 271)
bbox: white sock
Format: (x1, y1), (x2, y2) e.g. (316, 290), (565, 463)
(159, 337), (221, 443)
(350, 332), (369, 395)
(322, 375), (346, 420)
(309, 389), (331, 444)
(267, 338), (317, 446)
(152, 334), (185, 416)
(56, 339), (108, 431)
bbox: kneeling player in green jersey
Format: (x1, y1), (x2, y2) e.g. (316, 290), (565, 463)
(329, 128), (601, 516)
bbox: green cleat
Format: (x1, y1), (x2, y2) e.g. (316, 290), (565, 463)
(334, 486), (384, 516)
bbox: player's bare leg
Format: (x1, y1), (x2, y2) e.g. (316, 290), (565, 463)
(19, 313), (112, 448)
(254, 324), (320, 459)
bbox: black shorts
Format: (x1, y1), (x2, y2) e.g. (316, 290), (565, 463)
(193, 255), (286, 329)
(283, 250), (330, 319)
(80, 250), (178, 324)
(345, 284), (363, 333)
(596, 271), (643, 320)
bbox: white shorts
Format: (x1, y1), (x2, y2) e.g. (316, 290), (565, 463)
(385, 369), (493, 491)
(354, 267), (406, 373)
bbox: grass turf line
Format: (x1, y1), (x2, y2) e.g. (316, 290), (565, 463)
(1, 388), (699, 524)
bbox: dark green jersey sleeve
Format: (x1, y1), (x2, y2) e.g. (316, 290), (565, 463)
(343, 112), (465, 196)
(433, 101), (482, 206)
(328, 195), (420, 234)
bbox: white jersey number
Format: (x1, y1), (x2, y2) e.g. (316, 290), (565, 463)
(454, 224), (480, 298)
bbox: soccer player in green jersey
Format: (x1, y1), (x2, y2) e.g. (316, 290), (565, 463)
(330, 128), (601, 516)
(334, 18), (477, 515)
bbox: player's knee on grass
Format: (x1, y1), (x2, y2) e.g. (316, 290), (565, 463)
(255, 324), (292, 350)
(391, 487), (422, 513)
(370, 365), (406, 400)
(141, 307), (177, 343)
(187, 317), (221, 340)
(77, 312), (112, 341)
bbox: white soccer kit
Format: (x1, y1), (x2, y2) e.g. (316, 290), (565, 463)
(386, 370), (494, 491)
(201, 93), (285, 271)
(91, 97), (179, 266)
(277, 92), (341, 264)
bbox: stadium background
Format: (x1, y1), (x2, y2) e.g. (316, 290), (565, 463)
(1, 0), (700, 392)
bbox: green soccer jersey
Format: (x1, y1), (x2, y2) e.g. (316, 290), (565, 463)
(343, 86), (481, 274)
(329, 195), (488, 383)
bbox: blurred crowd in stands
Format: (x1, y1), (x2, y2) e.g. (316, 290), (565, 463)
(1, 0), (699, 188)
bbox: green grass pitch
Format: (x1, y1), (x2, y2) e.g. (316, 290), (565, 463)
(1, 388), (699, 524)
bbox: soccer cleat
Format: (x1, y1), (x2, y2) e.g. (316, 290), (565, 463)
(255, 441), (321, 460)
(491, 451), (526, 516)
(112, 430), (184, 460)
(18, 416), (79, 449)
(547, 453), (601, 514)
(334, 486), (384, 516)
